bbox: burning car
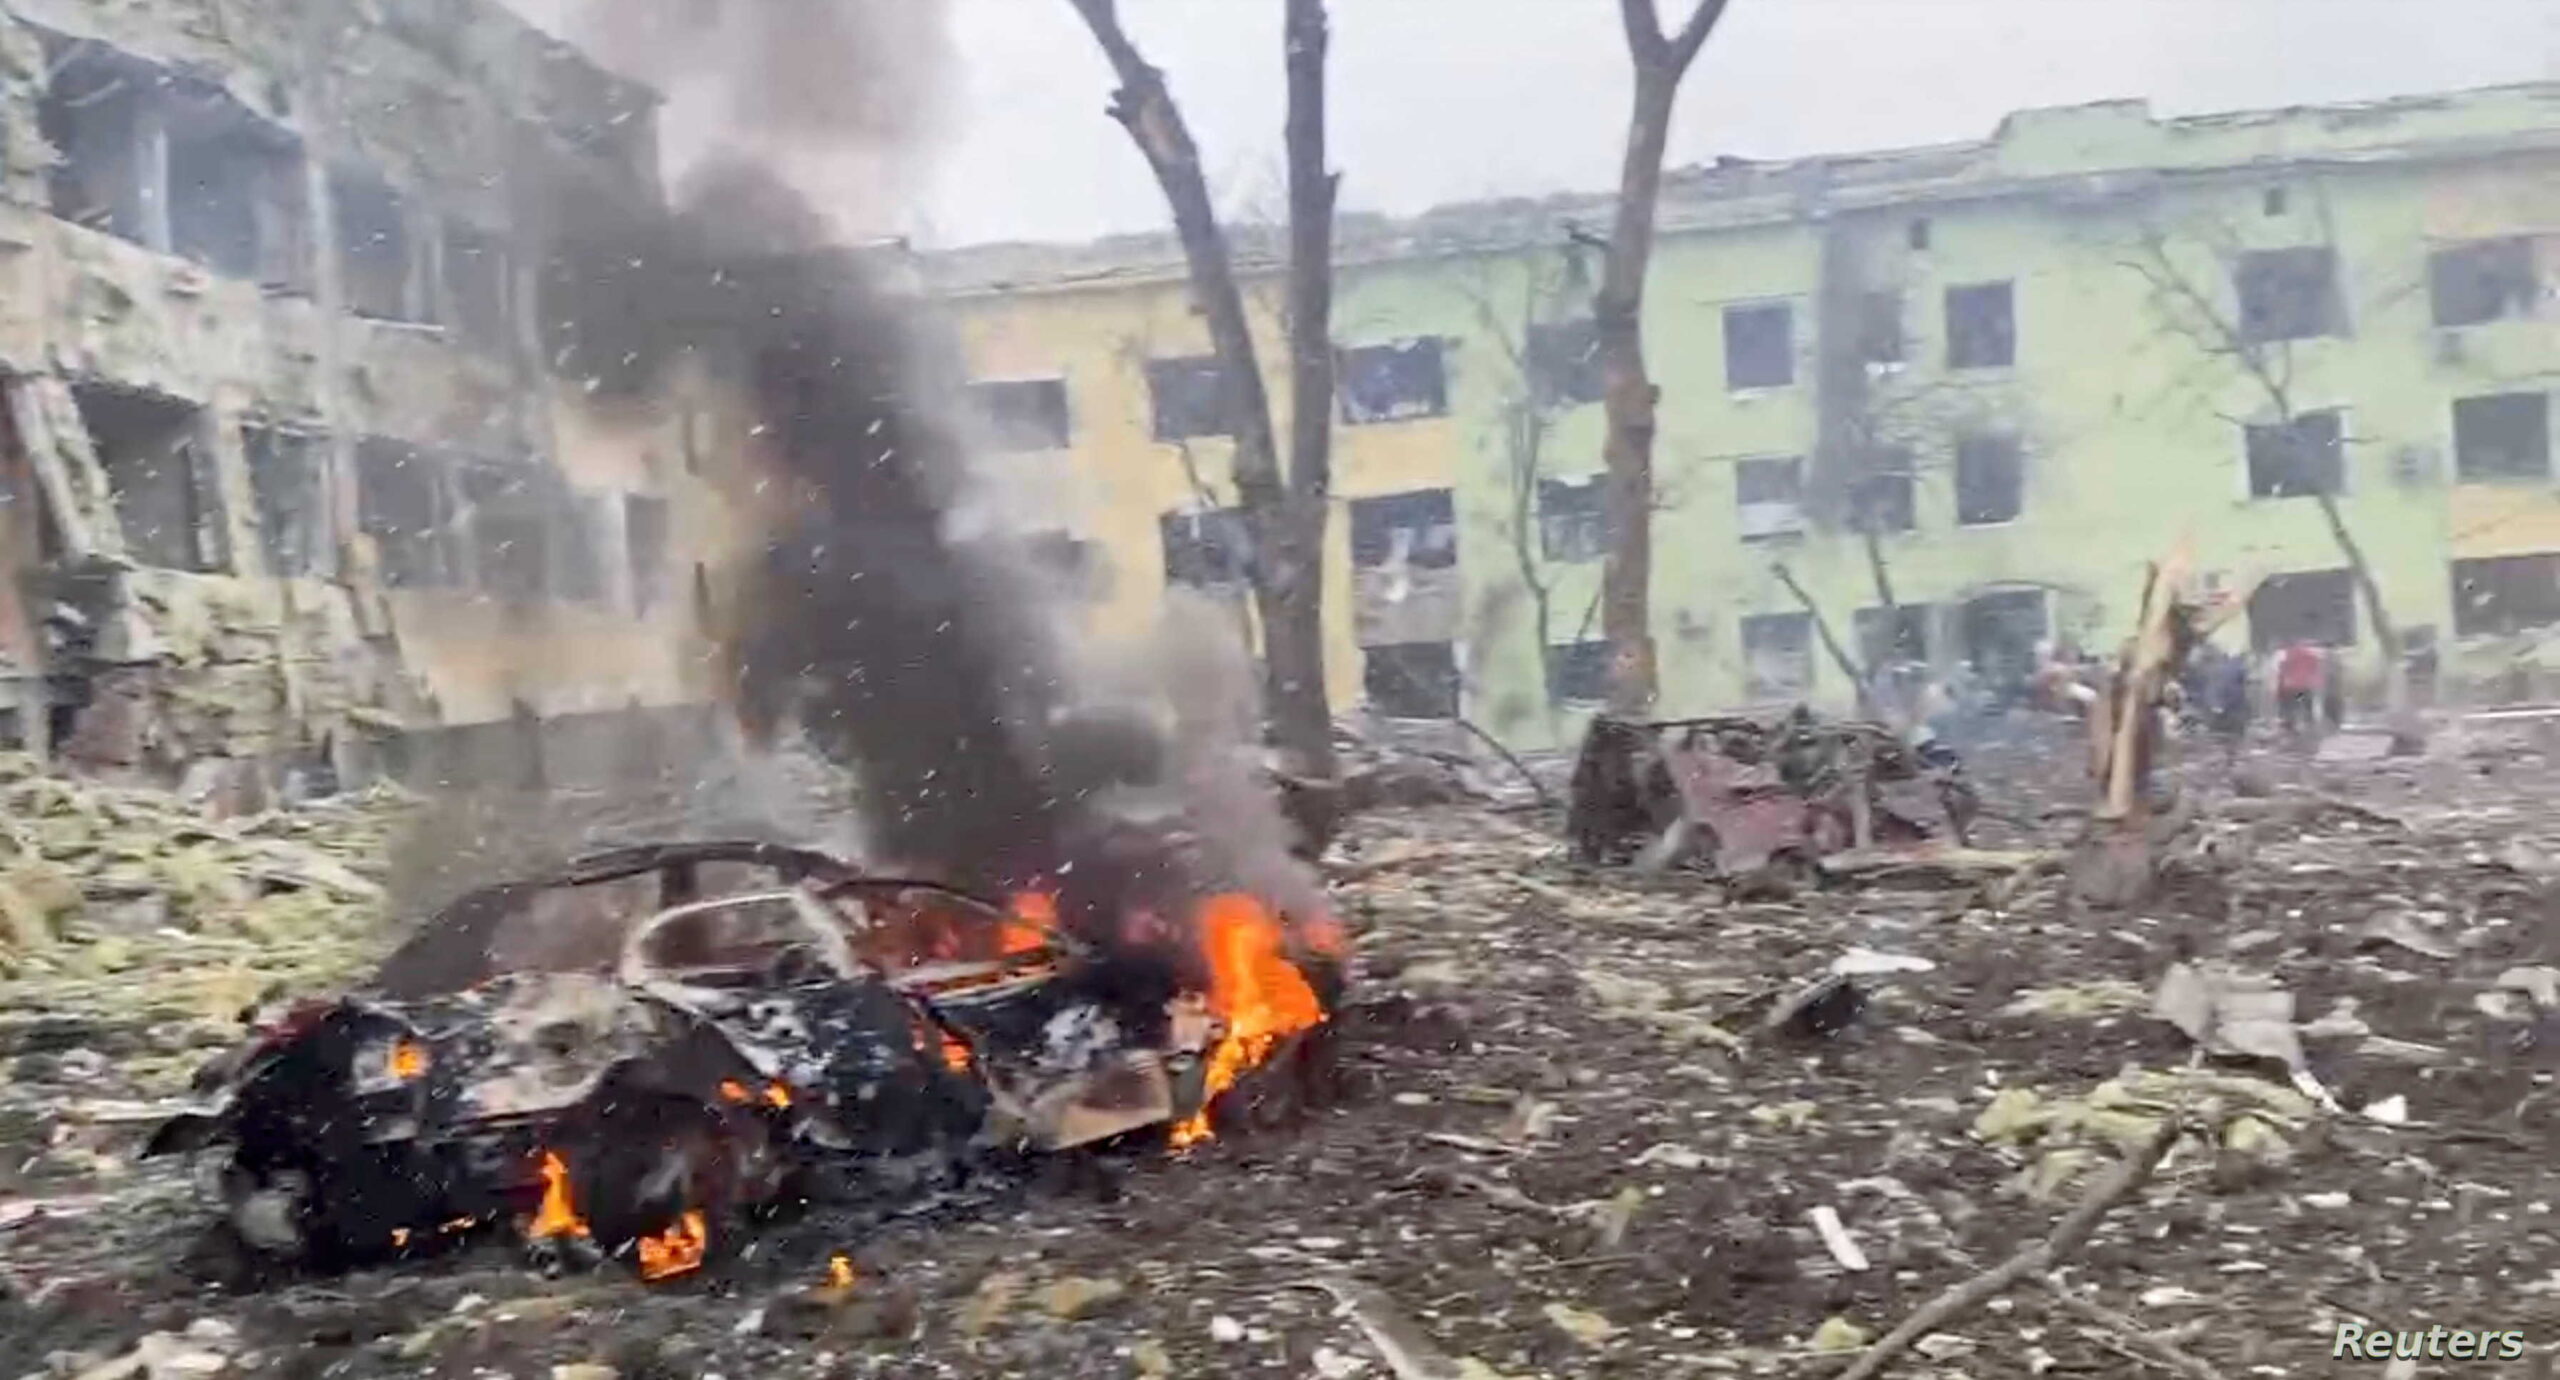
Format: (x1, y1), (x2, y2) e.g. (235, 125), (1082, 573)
(143, 842), (1338, 1279)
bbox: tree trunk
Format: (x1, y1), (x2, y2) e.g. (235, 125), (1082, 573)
(1066, 0), (1335, 782)
(1597, 71), (1677, 716)
(1274, 0), (1339, 781)
(2313, 489), (2406, 712)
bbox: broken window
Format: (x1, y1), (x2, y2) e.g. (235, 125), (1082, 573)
(1735, 458), (1805, 540)
(76, 385), (225, 573)
(2244, 408), (2345, 498)
(1350, 489), (1457, 570)
(1955, 434), (2024, 525)
(444, 222), (514, 353)
(334, 170), (428, 323)
(966, 378), (1072, 452)
(1525, 318), (1603, 408)
(164, 73), (306, 288)
(2247, 568), (2357, 651)
(1850, 450), (1916, 533)
(39, 38), (155, 244)
(1857, 291), (1904, 365)
(1547, 640), (1610, 706)
(2235, 246), (2341, 343)
(552, 491), (607, 604)
(1741, 613), (1815, 700)
(2453, 553), (2560, 638)
(1723, 302), (1794, 389)
(1907, 218), (1932, 251)
(357, 439), (455, 588)
(2453, 391), (2551, 482)
(243, 426), (330, 578)
(624, 493), (670, 615)
(1340, 338), (1449, 424)
(1854, 604), (1931, 669)
(1537, 477), (1606, 563)
(463, 464), (550, 602)
(1364, 641), (1459, 720)
(1159, 508), (1251, 589)
(2429, 238), (2539, 328)
(1959, 589), (2048, 685)
(1146, 355), (1229, 441)
(1944, 281), (2015, 369)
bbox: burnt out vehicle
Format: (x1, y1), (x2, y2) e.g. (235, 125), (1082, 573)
(143, 842), (1315, 1276)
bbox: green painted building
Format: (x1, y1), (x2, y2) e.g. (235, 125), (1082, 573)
(933, 82), (2560, 749)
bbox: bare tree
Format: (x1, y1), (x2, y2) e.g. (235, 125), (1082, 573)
(1066, 0), (1339, 783)
(1596, 0), (1735, 715)
(2120, 209), (2403, 708)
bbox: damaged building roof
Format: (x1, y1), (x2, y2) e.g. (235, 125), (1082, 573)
(921, 80), (2560, 298)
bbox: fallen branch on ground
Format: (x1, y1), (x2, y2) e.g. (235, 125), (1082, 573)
(1834, 1116), (2185, 1380)
(2038, 1276), (2226, 1380)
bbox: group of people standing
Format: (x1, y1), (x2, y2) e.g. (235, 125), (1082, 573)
(2188, 638), (2344, 755)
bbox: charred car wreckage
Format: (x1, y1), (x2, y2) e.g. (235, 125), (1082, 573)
(143, 842), (1342, 1280)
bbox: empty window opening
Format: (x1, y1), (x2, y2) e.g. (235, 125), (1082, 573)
(967, 378), (1071, 452)
(2244, 408), (2345, 498)
(2430, 238), (2539, 328)
(551, 491), (608, 604)
(1145, 355), (1229, 441)
(1537, 477), (1606, 563)
(1525, 318), (1603, 408)
(1955, 434), (2024, 525)
(443, 222), (513, 352)
(1340, 338), (1448, 424)
(1723, 302), (1794, 389)
(1350, 489), (1457, 570)
(1741, 613), (1815, 700)
(334, 170), (427, 323)
(1907, 218), (1932, 251)
(39, 38), (155, 245)
(1857, 291), (1904, 365)
(624, 493), (670, 616)
(1854, 604), (1931, 669)
(2262, 187), (2288, 217)
(1159, 507), (1251, 589)
(463, 463), (551, 602)
(164, 76), (304, 287)
(357, 439), (455, 588)
(1365, 641), (1459, 720)
(1945, 281), (2016, 369)
(243, 425), (329, 578)
(1959, 589), (2048, 686)
(1547, 640), (1610, 706)
(1735, 457), (1805, 540)
(2235, 246), (2341, 343)
(1851, 451), (1916, 533)
(76, 385), (224, 573)
(2453, 391), (2550, 482)
(2248, 568), (2357, 651)
(2454, 553), (2560, 638)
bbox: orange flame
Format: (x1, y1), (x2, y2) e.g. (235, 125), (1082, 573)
(388, 1037), (431, 1080)
(762, 1081), (793, 1109)
(1002, 891), (1058, 955)
(636, 1211), (709, 1281)
(939, 1031), (972, 1073)
(827, 1253), (856, 1288)
(1168, 893), (1326, 1148)
(717, 1079), (751, 1104)
(526, 1150), (589, 1240)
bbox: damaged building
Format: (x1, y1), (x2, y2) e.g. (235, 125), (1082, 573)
(927, 81), (2560, 749)
(0, 0), (762, 796)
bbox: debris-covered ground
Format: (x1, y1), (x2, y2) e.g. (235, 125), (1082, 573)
(10, 719), (2560, 1378)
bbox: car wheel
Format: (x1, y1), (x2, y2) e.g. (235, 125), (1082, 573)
(568, 1091), (754, 1278)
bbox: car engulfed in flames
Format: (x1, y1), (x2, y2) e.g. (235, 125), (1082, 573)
(143, 843), (1341, 1280)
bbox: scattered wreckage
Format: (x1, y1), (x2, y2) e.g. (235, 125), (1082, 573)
(143, 842), (1340, 1280)
(1566, 708), (1979, 877)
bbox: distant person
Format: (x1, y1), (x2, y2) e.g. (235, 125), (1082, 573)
(2275, 639), (2324, 738)
(2205, 646), (2253, 765)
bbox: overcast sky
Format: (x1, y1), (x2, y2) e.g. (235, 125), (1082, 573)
(511, 0), (2560, 249)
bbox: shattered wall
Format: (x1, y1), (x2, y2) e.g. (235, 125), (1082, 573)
(0, 0), (760, 790)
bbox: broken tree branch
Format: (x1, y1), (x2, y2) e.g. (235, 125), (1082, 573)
(2038, 1277), (2229, 1380)
(1834, 1115), (2184, 1380)
(1772, 562), (1876, 716)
